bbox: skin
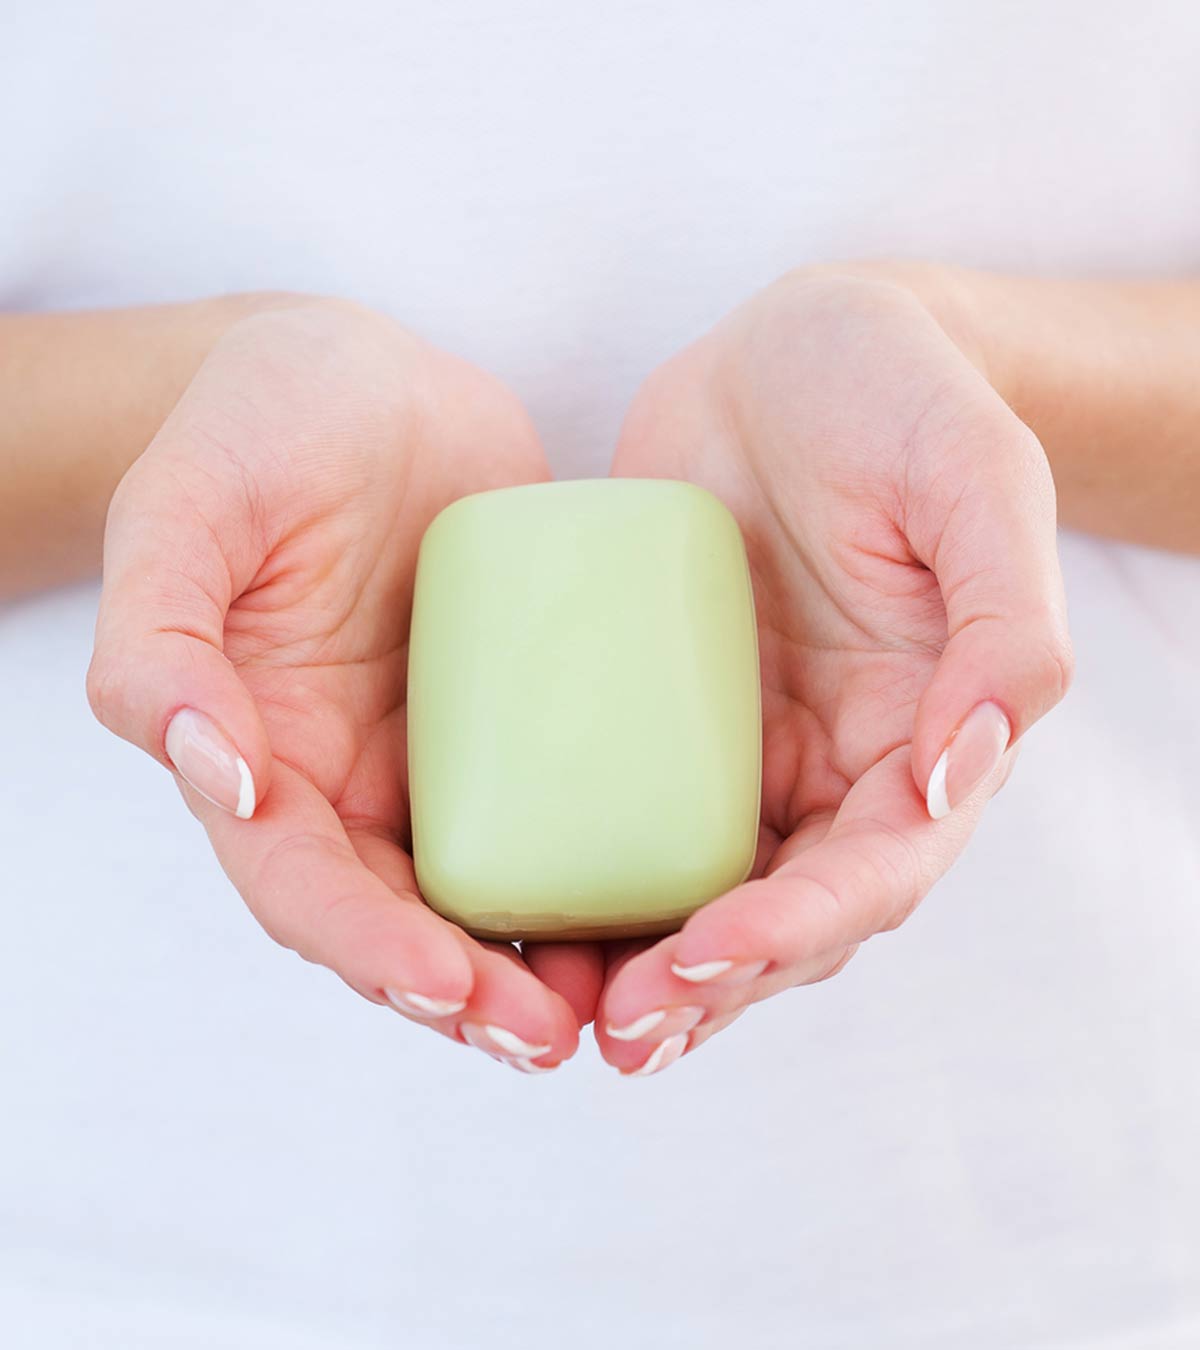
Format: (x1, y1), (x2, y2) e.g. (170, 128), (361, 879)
(2, 265), (1198, 1074)
(595, 270), (1071, 1068)
(923, 265), (1200, 553)
(85, 299), (606, 1070)
(0, 295), (285, 597)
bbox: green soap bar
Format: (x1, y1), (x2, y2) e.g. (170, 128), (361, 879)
(407, 478), (761, 941)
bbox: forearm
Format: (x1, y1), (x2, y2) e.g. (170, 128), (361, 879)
(876, 262), (1200, 554)
(0, 292), (300, 597)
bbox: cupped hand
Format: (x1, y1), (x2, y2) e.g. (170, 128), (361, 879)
(88, 298), (602, 1071)
(595, 268), (1073, 1074)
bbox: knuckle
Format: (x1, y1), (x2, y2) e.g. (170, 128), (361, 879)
(878, 890), (921, 933)
(1027, 618), (1076, 708)
(1044, 627), (1076, 703)
(811, 943), (860, 984)
(247, 833), (361, 967)
(851, 818), (929, 934)
(85, 652), (124, 731)
(782, 873), (850, 961)
(246, 834), (318, 953)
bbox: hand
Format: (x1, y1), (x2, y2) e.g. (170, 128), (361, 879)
(88, 298), (602, 1071)
(595, 267), (1073, 1074)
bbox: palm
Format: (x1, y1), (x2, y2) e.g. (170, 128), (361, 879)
(209, 319), (534, 847)
(745, 524), (942, 873)
(223, 459), (429, 845)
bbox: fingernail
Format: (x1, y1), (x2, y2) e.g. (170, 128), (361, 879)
(625, 1032), (689, 1078)
(508, 1057), (557, 1075)
(606, 1005), (705, 1041)
(670, 958), (768, 986)
(386, 989), (468, 1019)
(460, 1023), (552, 1059)
(926, 701), (1012, 820)
(165, 708), (256, 819)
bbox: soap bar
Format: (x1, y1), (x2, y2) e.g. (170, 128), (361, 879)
(407, 478), (761, 941)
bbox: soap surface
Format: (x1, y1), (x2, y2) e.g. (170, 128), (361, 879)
(407, 478), (761, 940)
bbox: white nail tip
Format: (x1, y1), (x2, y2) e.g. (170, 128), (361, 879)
(387, 990), (468, 1018)
(926, 749), (951, 820)
(629, 1033), (689, 1077)
(670, 959), (734, 983)
(234, 756), (256, 819)
(458, 1024), (496, 1054)
(606, 1009), (668, 1041)
(509, 1057), (556, 1075)
(481, 1025), (552, 1058)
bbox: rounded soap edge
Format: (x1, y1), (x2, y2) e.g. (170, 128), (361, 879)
(741, 529), (764, 887)
(405, 500), (461, 902)
(705, 485), (764, 891)
(671, 478), (764, 894)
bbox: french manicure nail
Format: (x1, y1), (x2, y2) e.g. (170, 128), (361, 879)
(606, 1009), (666, 1041)
(165, 708), (256, 819)
(626, 1032), (689, 1077)
(459, 1023), (502, 1059)
(460, 1022), (552, 1059)
(508, 1056), (557, 1075)
(386, 989), (468, 1019)
(670, 958), (768, 986)
(926, 701), (1012, 820)
(606, 1005), (705, 1041)
(460, 1024), (555, 1073)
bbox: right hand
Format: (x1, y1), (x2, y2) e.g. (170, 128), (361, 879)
(88, 297), (601, 1072)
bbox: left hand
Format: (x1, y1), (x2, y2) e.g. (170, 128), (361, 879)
(594, 266), (1073, 1075)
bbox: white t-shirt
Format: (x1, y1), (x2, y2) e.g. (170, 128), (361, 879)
(2, 3), (1198, 1346)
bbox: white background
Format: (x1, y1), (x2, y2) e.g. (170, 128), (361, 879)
(2, 3), (1199, 1345)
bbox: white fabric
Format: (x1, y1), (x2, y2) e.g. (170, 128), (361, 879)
(2, 2), (1199, 1345)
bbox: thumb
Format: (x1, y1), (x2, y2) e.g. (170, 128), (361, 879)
(87, 437), (272, 819)
(910, 423), (1074, 819)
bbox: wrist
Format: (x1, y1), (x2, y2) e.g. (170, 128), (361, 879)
(792, 263), (1200, 553)
(96, 294), (322, 529)
(0, 290), (323, 596)
(788, 259), (1005, 388)
(153, 291), (314, 412)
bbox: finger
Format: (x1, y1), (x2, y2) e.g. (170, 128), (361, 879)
(88, 418), (272, 819)
(595, 933), (854, 1074)
(679, 949), (852, 1059)
(350, 828), (582, 1071)
(595, 925), (760, 1073)
(906, 418), (1073, 819)
(193, 760), (477, 1016)
(593, 815), (835, 1070)
(685, 1005), (747, 1056)
(606, 1004), (751, 1080)
(457, 946), (581, 1073)
(596, 745), (986, 1070)
(673, 745), (978, 973)
(522, 942), (607, 1028)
